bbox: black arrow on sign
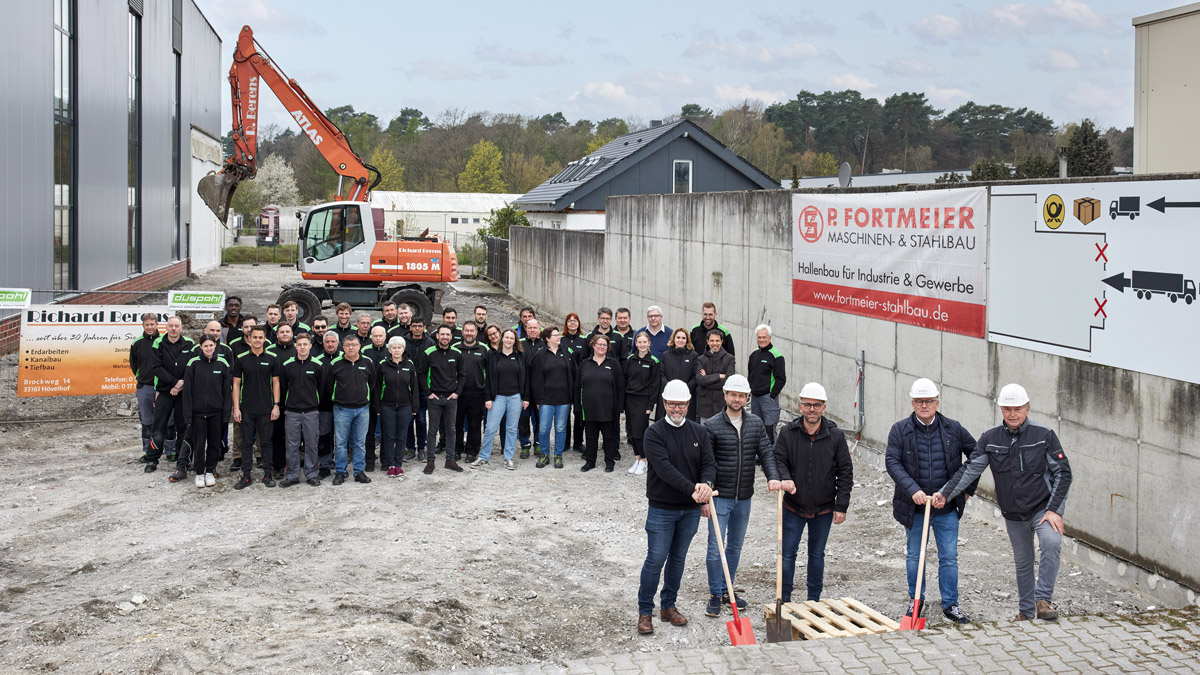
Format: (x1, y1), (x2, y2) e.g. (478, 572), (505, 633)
(1102, 273), (1131, 292)
(1147, 197), (1200, 213)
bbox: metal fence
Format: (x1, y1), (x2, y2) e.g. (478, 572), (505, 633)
(482, 236), (509, 288)
(221, 226), (300, 265)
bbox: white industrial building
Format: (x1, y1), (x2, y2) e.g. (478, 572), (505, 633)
(368, 191), (524, 245)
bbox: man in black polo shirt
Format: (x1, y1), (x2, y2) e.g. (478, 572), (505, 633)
(279, 333), (323, 487)
(129, 312), (160, 462)
(232, 326), (280, 489)
(454, 322), (489, 463)
(323, 335), (376, 485)
(149, 316), (193, 476)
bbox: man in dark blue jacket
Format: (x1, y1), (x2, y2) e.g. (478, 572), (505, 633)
(934, 383), (1073, 622)
(885, 378), (978, 625)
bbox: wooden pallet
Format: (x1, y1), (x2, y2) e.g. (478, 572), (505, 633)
(763, 597), (900, 640)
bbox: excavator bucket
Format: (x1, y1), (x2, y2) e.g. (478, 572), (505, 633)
(198, 171), (240, 223)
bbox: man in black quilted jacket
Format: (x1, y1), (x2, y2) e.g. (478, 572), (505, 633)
(700, 374), (781, 618)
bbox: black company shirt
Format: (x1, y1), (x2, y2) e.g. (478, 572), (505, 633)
(233, 348), (279, 415)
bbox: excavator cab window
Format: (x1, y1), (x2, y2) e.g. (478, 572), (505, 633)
(344, 206), (365, 248)
(305, 205), (365, 261)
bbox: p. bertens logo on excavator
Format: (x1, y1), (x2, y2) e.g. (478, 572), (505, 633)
(290, 110), (324, 146)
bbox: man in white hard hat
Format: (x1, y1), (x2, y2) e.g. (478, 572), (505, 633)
(701, 374), (783, 618)
(773, 382), (853, 602)
(885, 378), (979, 625)
(636, 379), (715, 636)
(933, 383), (1073, 622)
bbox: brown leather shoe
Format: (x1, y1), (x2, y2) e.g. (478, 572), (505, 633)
(422, 460), (436, 475)
(660, 607), (688, 626)
(445, 459), (464, 472)
(1036, 600), (1058, 621)
(637, 614), (653, 634)
(1013, 613), (1031, 621)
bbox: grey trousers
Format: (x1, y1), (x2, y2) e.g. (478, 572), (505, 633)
(427, 395), (458, 461)
(752, 394), (780, 441)
(1004, 509), (1062, 617)
(285, 410), (320, 480)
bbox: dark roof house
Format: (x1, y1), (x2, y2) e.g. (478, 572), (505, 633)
(513, 120), (778, 214)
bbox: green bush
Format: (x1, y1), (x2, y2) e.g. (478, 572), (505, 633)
(222, 244), (298, 264)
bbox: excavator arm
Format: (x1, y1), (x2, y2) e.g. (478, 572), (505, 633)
(198, 25), (380, 223)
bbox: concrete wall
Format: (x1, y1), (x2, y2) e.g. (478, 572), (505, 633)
(510, 188), (1200, 596)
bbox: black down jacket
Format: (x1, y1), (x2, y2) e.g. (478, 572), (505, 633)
(703, 410), (780, 500)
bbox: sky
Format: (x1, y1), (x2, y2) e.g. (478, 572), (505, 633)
(199, 0), (1160, 135)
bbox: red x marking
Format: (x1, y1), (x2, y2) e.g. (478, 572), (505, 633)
(1095, 243), (1108, 262)
(1094, 297), (1107, 318)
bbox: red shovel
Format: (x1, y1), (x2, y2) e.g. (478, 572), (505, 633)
(709, 492), (756, 645)
(899, 500), (932, 630)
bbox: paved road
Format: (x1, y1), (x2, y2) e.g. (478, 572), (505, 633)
(445, 611), (1200, 674)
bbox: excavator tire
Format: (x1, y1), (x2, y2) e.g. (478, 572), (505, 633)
(390, 288), (433, 326)
(278, 288), (322, 326)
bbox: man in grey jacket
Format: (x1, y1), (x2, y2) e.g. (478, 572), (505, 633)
(701, 374), (782, 618)
(933, 383), (1073, 622)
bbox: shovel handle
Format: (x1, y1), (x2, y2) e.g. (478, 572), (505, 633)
(776, 490), (784, 602)
(912, 500), (933, 610)
(708, 492), (742, 622)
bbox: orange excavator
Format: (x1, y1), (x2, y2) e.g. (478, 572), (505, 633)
(199, 25), (457, 323)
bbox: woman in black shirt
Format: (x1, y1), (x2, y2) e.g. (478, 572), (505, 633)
(577, 333), (625, 472)
(623, 331), (661, 475)
(529, 327), (575, 469)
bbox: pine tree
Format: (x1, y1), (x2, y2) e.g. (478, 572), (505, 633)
(1065, 119), (1114, 178)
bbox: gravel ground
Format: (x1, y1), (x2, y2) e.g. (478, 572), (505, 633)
(0, 265), (1154, 673)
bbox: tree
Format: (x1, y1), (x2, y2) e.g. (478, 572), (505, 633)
(587, 117), (630, 153)
(1065, 119), (1113, 177)
(934, 171), (966, 184)
(797, 150), (839, 177)
(459, 139), (507, 192)
(538, 112), (569, 133)
(969, 158), (1012, 181)
(386, 107), (430, 145)
(478, 203), (530, 239)
(368, 147), (406, 191)
(882, 92), (939, 171)
(504, 153), (560, 193)
(229, 153), (300, 218)
(680, 103), (713, 121)
(1103, 126), (1133, 168)
(1014, 154), (1058, 179)
(324, 105), (382, 156)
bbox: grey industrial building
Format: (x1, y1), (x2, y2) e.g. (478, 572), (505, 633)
(0, 0), (222, 340)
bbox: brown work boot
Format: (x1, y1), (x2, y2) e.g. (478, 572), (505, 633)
(637, 614), (653, 634)
(422, 459), (436, 475)
(1013, 613), (1031, 621)
(660, 607), (688, 626)
(445, 458), (464, 472)
(1036, 600), (1058, 621)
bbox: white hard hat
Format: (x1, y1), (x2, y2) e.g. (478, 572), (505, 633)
(997, 383), (1030, 406)
(909, 378), (939, 399)
(723, 374), (751, 394)
(662, 379), (692, 402)
(799, 382), (827, 401)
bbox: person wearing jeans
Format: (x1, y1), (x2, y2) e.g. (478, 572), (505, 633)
(321, 335), (376, 485)
(886, 377), (979, 624)
(636, 380), (714, 636)
(773, 382), (853, 603)
(529, 327), (575, 469)
(472, 329), (527, 469)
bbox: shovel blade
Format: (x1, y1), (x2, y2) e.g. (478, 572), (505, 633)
(765, 599), (793, 642)
(898, 616), (926, 631)
(726, 617), (757, 645)
(198, 171), (240, 223)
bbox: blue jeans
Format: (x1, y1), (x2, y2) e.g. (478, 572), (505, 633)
(537, 403), (570, 456)
(781, 509), (834, 602)
(906, 511), (961, 607)
(479, 395), (522, 461)
(519, 405), (539, 447)
(637, 506), (701, 615)
(406, 397), (428, 451)
(333, 404), (368, 475)
(705, 497), (752, 596)
(379, 405), (412, 469)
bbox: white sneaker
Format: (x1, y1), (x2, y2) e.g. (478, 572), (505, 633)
(470, 458), (488, 468)
(195, 474), (206, 488)
(504, 459), (516, 470)
(205, 473), (216, 487)
(634, 459), (648, 475)
(627, 460), (639, 474)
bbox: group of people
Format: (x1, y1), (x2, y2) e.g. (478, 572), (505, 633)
(128, 294), (1073, 631)
(634, 371), (1073, 634)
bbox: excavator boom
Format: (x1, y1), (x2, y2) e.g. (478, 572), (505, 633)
(199, 25), (378, 223)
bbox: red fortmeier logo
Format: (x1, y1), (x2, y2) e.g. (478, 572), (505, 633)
(799, 206), (824, 243)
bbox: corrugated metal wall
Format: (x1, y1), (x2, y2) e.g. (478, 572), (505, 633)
(0, 0), (220, 310)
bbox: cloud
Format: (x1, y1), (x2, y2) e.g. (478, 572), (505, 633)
(558, 23), (576, 40)
(476, 45), (566, 67)
(910, 14), (962, 44)
(1064, 81), (1127, 117)
(625, 70), (696, 98)
(409, 59), (478, 81)
(881, 57), (936, 77)
(684, 36), (820, 68)
(755, 12), (839, 36)
(570, 81), (646, 109)
(992, 0), (1108, 32)
(714, 84), (787, 105)
(829, 74), (878, 92)
(204, 0), (326, 37)
(601, 52), (631, 65)
(1035, 49), (1080, 71)
(737, 29), (760, 42)
(859, 11), (886, 30)
(926, 84), (970, 107)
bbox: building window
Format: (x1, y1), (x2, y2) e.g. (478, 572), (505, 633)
(450, 217), (459, 224)
(54, 0), (75, 291)
(473, 218), (480, 224)
(673, 160), (692, 194)
(127, 10), (141, 275)
(171, 54), (181, 261)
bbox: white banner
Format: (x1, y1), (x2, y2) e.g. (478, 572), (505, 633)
(990, 179), (1200, 384)
(792, 188), (989, 337)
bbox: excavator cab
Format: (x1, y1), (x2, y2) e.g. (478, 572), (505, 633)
(197, 171), (240, 224)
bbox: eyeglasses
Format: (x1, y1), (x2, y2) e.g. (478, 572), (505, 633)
(663, 401), (689, 409)
(913, 399), (938, 406)
(799, 402), (824, 410)
(648, 314), (662, 319)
